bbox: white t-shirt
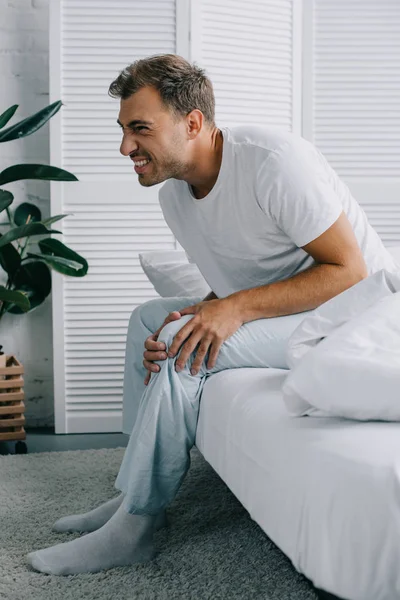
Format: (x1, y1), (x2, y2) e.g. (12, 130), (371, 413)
(158, 125), (398, 299)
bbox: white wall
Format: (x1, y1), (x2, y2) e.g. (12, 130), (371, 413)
(0, 0), (54, 427)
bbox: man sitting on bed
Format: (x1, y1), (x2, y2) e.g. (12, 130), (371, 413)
(27, 54), (398, 575)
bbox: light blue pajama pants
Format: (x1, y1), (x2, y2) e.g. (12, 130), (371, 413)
(115, 295), (313, 516)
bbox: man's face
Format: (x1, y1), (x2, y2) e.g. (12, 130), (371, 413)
(118, 86), (189, 187)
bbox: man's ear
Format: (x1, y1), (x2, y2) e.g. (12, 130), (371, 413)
(186, 109), (203, 139)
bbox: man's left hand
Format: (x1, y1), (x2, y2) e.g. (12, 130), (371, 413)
(167, 298), (244, 375)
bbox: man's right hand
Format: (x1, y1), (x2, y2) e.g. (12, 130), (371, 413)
(143, 311), (183, 386)
(142, 292), (217, 386)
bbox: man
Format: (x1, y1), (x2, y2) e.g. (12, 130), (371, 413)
(27, 54), (397, 575)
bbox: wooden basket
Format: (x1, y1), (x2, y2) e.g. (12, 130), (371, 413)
(0, 355), (26, 442)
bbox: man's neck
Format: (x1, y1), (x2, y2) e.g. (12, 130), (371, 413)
(186, 128), (224, 199)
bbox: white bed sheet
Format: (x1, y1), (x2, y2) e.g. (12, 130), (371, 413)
(195, 367), (400, 600)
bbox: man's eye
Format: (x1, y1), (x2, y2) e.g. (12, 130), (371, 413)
(134, 127), (147, 132)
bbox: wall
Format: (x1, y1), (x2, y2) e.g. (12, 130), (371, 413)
(0, 0), (54, 427)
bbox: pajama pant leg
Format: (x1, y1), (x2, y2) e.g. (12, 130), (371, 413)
(115, 295), (313, 516)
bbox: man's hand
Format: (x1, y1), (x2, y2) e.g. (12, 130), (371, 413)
(143, 298), (243, 384)
(143, 291), (220, 385)
(167, 298), (243, 375)
(143, 310), (183, 386)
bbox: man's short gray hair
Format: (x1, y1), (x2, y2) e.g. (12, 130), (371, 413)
(108, 53), (216, 127)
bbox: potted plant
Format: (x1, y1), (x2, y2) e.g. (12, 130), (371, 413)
(0, 101), (88, 453)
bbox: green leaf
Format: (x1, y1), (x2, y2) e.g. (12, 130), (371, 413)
(0, 105), (18, 130)
(0, 190), (14, 213)
(41, 213), (71, 227)
(0, 223), (61, 248)
(6, 261), (51, 314)
(0, 164), (78, 186)
(39, 238), (88, 277)
(0, 234), (21, 277)
(0, 100), (62, 143)
(27, 252), (83, 275)
(0, 286), (30, 312)
(14, 202), (42, 226)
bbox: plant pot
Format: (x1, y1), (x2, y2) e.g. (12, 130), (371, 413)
(0, 355), (26, 442)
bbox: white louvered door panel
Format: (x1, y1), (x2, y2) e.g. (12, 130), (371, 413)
(62, 1), (176, 177)
(50, 0), (185, 433)
(303, 0), (400, 246)
(190, 0), (302, 133)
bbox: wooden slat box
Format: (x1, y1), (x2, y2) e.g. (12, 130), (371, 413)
(0, 355), (26, 442)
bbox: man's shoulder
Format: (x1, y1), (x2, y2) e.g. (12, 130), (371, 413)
(227, 125), (300, 155)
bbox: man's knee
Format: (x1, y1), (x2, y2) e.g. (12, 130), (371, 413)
(128, 297), (165, 326)
(157, 314), (195, 349)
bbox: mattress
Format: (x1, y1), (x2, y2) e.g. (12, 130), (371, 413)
(195, 367), (400, 600)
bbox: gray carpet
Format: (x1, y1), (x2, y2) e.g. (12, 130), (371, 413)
(0, 446), (319, 600)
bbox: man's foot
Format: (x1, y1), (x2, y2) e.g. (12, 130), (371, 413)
(52, 493), (168, 533)
(27, 504), (157, 575)
(52, 493), (124, 533)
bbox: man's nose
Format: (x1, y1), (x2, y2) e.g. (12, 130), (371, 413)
(120, 134), (138, 157)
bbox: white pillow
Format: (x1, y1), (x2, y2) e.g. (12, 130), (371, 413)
(282, 268), (400, 421)
(139, 250), (211, 298)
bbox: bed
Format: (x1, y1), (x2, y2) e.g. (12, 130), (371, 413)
(195, 367), (400, 600)
(139, 245), (400, 599)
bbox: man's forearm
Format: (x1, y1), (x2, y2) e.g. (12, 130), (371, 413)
(203, 290), (218, 301)
(224, 263), (367, 324)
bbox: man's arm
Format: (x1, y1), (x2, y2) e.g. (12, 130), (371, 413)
(224, 212), (368, 324)
(203, 290), (218, 301)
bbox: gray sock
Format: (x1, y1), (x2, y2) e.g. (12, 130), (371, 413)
(28, 503), (157, 575)
(52, 493), (125, 533)
(52, 492), (168, 533)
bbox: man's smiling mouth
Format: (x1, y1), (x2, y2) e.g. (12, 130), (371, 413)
(132, 157), (152, 173)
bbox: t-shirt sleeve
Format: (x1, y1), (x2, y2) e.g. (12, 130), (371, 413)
(256, 138), (343, 248)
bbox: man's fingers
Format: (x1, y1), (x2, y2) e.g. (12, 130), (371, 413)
(143, 311), (184, 384)
(173, 329), (202, 372)
(145, 333), (166, 351)
(188, 342), (211, 375)
(143, 358), (162, 371)
(143, 349), (168, 361)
